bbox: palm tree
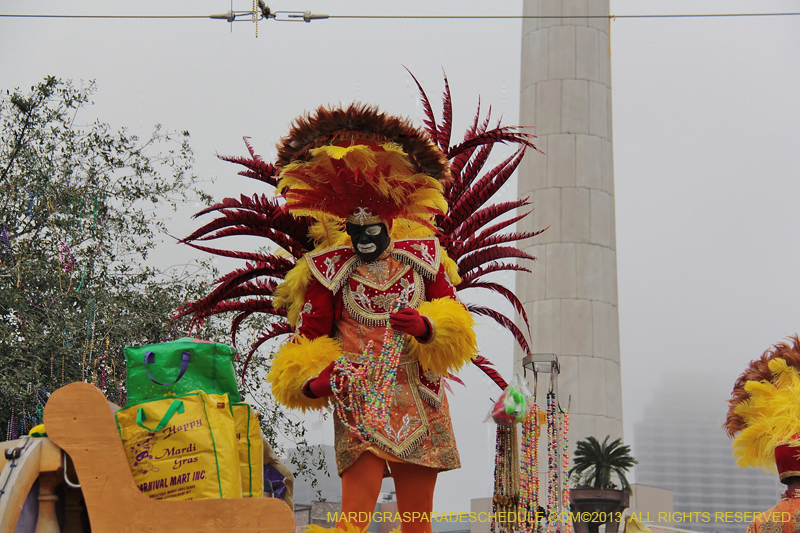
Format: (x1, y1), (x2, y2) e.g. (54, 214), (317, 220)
(569, 436), (637, 492)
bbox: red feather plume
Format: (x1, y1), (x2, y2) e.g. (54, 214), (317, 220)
(177, 74), (546, 388)
(473, 355), (508, 390)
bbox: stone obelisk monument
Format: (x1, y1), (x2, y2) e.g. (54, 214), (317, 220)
(517, 0), (623, 448)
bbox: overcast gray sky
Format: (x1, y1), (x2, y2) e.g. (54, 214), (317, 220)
(2, 0), (799, 513)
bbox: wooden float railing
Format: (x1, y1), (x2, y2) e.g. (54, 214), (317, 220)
(0, 382), (295, 533)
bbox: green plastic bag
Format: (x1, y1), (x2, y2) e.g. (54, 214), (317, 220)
(125, 337), (241, 406)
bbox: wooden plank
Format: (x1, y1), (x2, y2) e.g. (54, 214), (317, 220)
(37, 440), (62, 474)
(44, 382), (295, 533)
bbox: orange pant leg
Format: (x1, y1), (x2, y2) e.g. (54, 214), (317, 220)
(339, 451), (386, 530)
(390, 462), (438, 533)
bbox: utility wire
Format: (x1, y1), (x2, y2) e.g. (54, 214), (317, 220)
(330, 13), (800, 19)
(2, 12), (800, 20)
(0, 14), (208, 19)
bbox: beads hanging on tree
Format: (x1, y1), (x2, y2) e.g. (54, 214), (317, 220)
(0, 223), (13, 265)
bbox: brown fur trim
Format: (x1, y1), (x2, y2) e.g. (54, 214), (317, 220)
(276, 103), (451, 182)
(725, 334), (800, 438)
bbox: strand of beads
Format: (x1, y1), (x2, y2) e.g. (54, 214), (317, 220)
(520, 402), (540, 533)
(492, 423), (518, 533)
(361, 299), (406, 430)
(560, 407), (572, 533)
(546, 391), (559, 533)
(490, 424), (503, 533)
(330, 297), (408, 442)
(331, 349), (369, 436)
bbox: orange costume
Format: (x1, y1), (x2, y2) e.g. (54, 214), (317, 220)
(264, 118), (478, 533)
(747, 490), (800, 533)
(274, 236), (472, 533)
(301, 240), (462, 474)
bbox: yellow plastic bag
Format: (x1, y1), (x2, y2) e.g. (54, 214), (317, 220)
(115, 391), (242, 501)
(231, 402), (264, 498)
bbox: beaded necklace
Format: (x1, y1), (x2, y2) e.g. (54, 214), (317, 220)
(546, 391), (558, 533)
(492, 422), (519, 533)
(330, 297), (407, 441)
(560, 406), (572, 533)
(520, 402), (540, 533)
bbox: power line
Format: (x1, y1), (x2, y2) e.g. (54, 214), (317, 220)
(1, 12), (800, 20)
(0, 14), (207, 19)
(330, 13), (800, 19)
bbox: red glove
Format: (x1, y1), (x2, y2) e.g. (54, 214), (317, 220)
(389, 307), (430, 340)
(303, 361), (336, 399)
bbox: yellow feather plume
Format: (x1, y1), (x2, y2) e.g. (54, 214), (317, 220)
(308, 216), (348, 249)
(276, 142), (447, 225)
(273, 260), (313, 326)
(441, 250), (462, 286)
(266, 335), (342, 412)
(391, 220), (432, 240)
(732, 358), (800, 471)
(408, 297), (477, 375)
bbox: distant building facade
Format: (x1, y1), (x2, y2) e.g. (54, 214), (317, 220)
(634, 376), (781, 533)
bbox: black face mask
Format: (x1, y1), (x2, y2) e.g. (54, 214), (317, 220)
(346, 222), (391, 262)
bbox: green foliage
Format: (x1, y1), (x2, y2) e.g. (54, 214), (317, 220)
(0, 77), (328, 497)
(568, 435), (637, 492)
(0, 76), (216, 435)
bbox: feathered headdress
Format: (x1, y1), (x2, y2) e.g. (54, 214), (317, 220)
(276, 138), (447, 231)
(725, 335), (800, 478)
(175, 73), (546, 387)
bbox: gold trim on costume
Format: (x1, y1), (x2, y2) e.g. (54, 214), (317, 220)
(350, 263), (411, 291)
(417, 370), (445, 409)
(391, 238), (441, 279)
(780, 470), (800, 480)
(345, 207), (390, 228)
(367, 361), (430, 458)
(305, 246), (360, 292)
(343, 269), (424, 327)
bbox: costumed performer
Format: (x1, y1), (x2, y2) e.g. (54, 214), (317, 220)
(174, 77), (542, 533)
(265, 105), (477, 533)
(725, 335), (800, 533)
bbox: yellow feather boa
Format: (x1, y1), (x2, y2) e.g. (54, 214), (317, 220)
(408, 297), (477, 375)
(266, 335), (342, 412)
